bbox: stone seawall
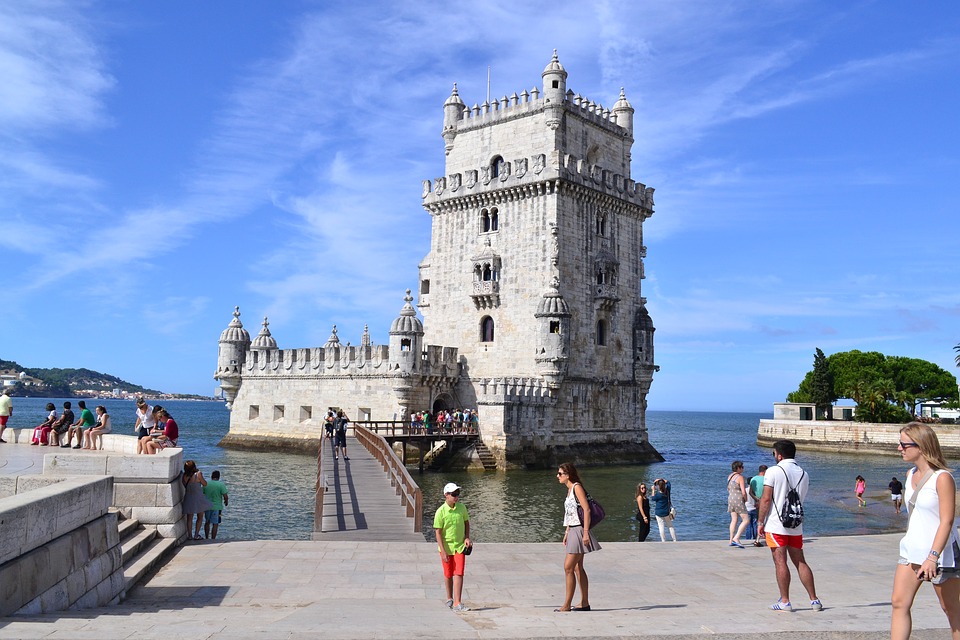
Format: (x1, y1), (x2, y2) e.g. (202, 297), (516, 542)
(758, 419), (960, 456)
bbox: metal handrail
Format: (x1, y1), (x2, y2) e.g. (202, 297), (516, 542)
(353, 420), (479, 437)
(353, 424), (423, 532)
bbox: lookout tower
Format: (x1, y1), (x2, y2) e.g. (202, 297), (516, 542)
(418, 51), (660, 466)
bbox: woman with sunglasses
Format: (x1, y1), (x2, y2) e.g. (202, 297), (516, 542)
(891, 422), (960, 639)
(556, 462), (600, 612)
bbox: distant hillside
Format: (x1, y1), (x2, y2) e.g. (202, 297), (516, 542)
(0, 358), (164, 398)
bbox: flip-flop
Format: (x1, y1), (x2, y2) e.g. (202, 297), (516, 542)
(554, 608), (571, 612)
(573, 605), (591, 611)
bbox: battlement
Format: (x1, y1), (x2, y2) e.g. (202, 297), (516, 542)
(475, 376), (554, 404)
(242, 342), (459, 378)
(451, 89), (626, 134)
(422, 151), (654, 212)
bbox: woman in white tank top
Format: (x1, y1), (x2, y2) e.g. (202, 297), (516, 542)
(891, 422), (960, 640)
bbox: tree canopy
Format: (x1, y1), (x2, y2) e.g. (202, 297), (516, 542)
(786, 349), (959, 423)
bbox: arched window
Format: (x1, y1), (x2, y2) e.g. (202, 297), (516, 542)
(481, 209), (491, 233)
(596, 319), (607, 346)
(490, 207), (499, 231)
(596, 211), (607, 236)
(490, 155), (503, 178)
(400, 338), (411, 352)
(480, 316), (495, 342)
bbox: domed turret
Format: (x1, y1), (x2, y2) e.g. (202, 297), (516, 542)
(390, 289), (424, 373)
(542, 50), (568, 130)
(535, 278), (571, 388)
(251, 317), (278, 350)
(214, 307), (252, 409)
(323, 325), (341, 350)
(442, 83), (465, 155)
(612, 87), (634, 137)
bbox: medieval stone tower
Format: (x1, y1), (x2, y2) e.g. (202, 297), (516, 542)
(215, 52), (659, 468)
(418, 51), (660, 466)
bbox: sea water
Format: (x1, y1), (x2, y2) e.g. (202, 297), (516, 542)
(4, 400), (913, 543)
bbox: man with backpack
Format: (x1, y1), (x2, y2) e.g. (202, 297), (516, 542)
(757, 439), (823, 613)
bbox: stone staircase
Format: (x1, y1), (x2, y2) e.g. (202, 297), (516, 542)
(474, 441), (498, 470)
(117, 511), (178, 597)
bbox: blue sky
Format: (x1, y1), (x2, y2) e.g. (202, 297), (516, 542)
(1, 1), (958, 411)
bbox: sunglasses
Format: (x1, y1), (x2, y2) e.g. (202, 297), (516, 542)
(898, 441), (919, 449)
(450, 491), (461, 497)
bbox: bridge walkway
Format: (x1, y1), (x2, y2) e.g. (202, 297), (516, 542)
(312, 435), (425, 542)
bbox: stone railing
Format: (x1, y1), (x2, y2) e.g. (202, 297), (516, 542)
(758, 419), (960, 457)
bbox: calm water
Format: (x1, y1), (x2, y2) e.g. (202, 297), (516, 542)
(6, 401), (913, 542)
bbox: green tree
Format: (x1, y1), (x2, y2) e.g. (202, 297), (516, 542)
(786, 349), (959, 424)
(809, 348), (835, 419)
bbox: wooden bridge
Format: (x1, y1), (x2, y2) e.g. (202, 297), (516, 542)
(311, 422), (492, 541)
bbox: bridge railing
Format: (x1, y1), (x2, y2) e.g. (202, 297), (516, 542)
(313, 431), (327, 533)
(353, 420), (479, 436)
(353, 424), (423, 533)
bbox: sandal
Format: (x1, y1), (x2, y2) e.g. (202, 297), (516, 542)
(554, 607), (571, 612)
(573, 605), (591, 611)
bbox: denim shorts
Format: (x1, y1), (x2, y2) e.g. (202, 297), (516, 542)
(898, 556), (960, 584)
(204, 509), (221, 524)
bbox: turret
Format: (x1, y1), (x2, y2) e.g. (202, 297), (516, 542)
(541, 50), (567, 130)
(251, 317), (278, 350)
(389, 289), (424, 374)
(633, 304), (656, 373)
(612, 87), (634, 137)
(442, 83), (465, 156)
(214, 307), (251, 409)
(534, 278), (571, 388)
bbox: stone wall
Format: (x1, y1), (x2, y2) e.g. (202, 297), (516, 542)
(0, 476), (123, 615)
(758, 419), (960, 457)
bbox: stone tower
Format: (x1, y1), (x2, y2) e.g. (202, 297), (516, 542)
(418, 51), (660, 466)
(214, 307), (251, 409)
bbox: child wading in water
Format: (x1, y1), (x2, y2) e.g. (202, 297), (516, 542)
(434, 482), (473, 612)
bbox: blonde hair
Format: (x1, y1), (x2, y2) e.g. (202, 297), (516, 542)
(901, 422), (949, 471)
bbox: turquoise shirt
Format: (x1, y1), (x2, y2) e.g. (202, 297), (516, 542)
(433, 502), (469, 554)
(203, 480), (228, 510)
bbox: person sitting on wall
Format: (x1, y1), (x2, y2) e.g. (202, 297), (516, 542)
(31, 403), (58, 445)
(137, 404), (164, 454)
(48, 402), (75, 447)
(63, 400), (95, 449)
(143, 409), (179, 454)
(84, 405), (111, 450)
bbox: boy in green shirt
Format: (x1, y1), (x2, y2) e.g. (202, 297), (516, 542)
(433, 482), (472, 612)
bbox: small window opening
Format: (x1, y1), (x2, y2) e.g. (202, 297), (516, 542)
(300, 406), (312, 422)
(248, 405), (260, 420)
(549, 320), (561, 334)
(490, 207), (499, 231)
(481, 316), (495, 343)
(274, 405), (285, 421)
(596, 320), (607, 346)
(490, 156), (503, 178)
(552, 80), (559, 89)
(420, 279), (430, 294)
(400, 338), (411, 351)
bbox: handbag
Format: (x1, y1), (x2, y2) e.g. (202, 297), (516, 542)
(669, 506), (677, 519)
(575, 491), (606, 526)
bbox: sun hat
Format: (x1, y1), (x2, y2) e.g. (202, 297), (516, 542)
(443, 482), (461, 494)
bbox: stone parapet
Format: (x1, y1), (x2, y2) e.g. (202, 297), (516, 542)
(43, 447), (182, 484)
(758, 419), (960, 456)
(0, 477), (124, 616)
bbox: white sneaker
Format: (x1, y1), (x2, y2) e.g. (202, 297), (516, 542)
(453, 603), (469, 612)
(769, 599), (792, 611)
(811, 599), (823, 611)
(445, 599), (453, 608)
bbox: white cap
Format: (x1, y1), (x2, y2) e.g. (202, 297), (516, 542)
(443, 482), (461, 494)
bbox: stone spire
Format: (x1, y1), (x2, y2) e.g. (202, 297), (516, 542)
(361, 324), (371, 347)
(390, 290), (424, 335)
(324, 325), (341, 349)
(251, 317), (278, 349)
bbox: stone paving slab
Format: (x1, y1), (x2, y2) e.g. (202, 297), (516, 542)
(0, 534), (954, 639)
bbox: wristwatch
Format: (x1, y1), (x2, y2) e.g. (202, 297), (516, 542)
(930, 550), (941, 558)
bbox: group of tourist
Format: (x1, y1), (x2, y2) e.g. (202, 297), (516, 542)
(323, 409), (350, 460)
(180, 459), (229, 541)
(634, 477), (677, 542)
(27, 400), (112, 450)
(410, 409), (479, 435)
(437, 423), (960, 639)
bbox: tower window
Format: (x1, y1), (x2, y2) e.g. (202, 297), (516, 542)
(490, 155), (503, 178)
(552, 80), (559, 89)
(480, 207), (500, 234)
(480, 316), (495, 342)
(549, 320), (561, 334)
(596, 212), (607, 236)
(400, 338), (411, 351)
(420, 279), (430, 294)
(596, 320), (607, 346)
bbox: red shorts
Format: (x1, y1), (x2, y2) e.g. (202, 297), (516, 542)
(766, 532), (803, 549)
(440, 552), (466, 578)
(0, 416), (8, 426)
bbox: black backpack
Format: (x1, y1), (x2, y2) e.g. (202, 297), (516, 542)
(775, 468), (805, 529)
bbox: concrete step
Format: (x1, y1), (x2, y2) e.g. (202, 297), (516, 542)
(120, 525), (157, 564)
(117, 516), (141, 540)
(122, 536), (177, 596)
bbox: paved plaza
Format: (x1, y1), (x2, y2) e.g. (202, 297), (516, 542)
(0, 533), (954, 639)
